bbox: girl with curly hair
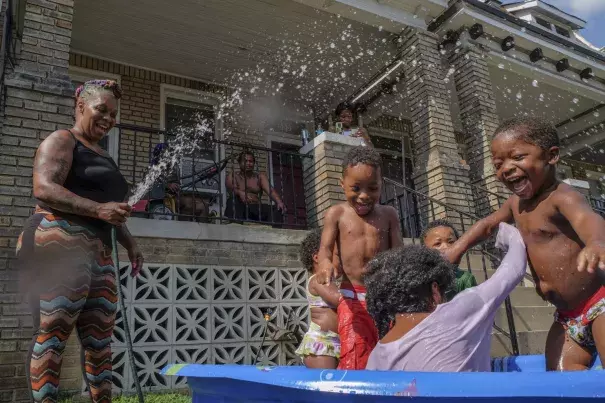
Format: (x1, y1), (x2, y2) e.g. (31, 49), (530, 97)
(295, 229), (342, 369)
(365, 223), (526, 372)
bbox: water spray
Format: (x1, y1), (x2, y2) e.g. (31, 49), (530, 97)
(110, 226), (145, 403)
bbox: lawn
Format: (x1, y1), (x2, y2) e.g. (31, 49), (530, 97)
(59, 393), (191, 403)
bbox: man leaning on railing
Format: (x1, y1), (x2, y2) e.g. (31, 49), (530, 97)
(225, 150), (287, 226)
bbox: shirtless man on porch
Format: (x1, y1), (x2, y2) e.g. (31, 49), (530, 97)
(225, 151), (287, 225)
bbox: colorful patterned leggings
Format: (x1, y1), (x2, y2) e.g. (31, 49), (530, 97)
(17, 211), (117, 403)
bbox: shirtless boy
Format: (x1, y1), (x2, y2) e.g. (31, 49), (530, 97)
(318, 146), (402, 369)
(445, 117), (605, 370)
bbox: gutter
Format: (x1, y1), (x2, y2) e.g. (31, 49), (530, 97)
(427, 0), (605, 64)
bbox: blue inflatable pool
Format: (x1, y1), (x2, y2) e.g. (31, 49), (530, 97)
(161, 355), (604, 402)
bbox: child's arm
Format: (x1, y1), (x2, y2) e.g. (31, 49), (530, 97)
(444, 198), (514, 264)
(309, 276), (342, 307)
(554, 188), (605, 274)
(317, 205), (342, 284)
(474, 223), (527, 307)
(387, 206), (403, 249)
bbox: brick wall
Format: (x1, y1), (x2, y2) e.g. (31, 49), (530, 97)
(0, 1), (76, 401)
(450, 44), (510, 217)
(399, 28), (475, 231)
(302, 135), (352, 227)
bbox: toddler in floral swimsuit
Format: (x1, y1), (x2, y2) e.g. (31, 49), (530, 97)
(295, 229), (342, 369)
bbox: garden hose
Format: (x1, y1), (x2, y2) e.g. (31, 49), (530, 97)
(111, 226), (145, 403)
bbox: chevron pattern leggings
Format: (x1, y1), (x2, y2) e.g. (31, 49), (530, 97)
(17, 210), (117, 403)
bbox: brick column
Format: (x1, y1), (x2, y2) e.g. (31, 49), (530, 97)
(400, 28), (475, 231)
(301, 133), (364, 228)
(0, 1), (77, 401)
(450, 44), (509, 216)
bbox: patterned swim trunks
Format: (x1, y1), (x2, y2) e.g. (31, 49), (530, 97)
(555, 287), (605, 348)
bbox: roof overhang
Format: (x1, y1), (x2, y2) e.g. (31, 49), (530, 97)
(504, 0), (586, 30)
(429, 0), (605, 101)
(292, 0), (448, 32)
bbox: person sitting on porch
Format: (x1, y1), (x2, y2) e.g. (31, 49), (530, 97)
(225, 150), (286, 224)
(335, 102), (373, 147)
(365, 223), (527, 372)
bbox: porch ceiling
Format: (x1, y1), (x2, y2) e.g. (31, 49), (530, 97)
(489, 65), (602, 136)
(71, 0), (396, 113)
(572, 140), (605, 166)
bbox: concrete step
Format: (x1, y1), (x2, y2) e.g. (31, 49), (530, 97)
(494, 305), (555, 332)
(491, 330), (549, 357)
(508, 287), (550, 307)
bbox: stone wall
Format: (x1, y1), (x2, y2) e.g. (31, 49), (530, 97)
(450, 43), (510, 217)
(399, 28), (475, 232)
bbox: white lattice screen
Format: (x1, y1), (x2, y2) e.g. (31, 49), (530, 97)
(91, 263), (308, 393)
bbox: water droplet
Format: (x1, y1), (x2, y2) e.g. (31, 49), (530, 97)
(498, 63), (505, 69)
(573, 98), (579, 104)
(532, 80), (538, 87)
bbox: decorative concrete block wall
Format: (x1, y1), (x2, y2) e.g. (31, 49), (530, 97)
(97, 260), (307, 393)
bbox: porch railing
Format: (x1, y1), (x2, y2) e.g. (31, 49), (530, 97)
(468, 182), (605, 217)
(380, 177), (521, 356)
(115, 123), (310, 229)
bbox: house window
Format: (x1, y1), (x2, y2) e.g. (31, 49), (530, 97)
(164, 97), (219, 194)
(535, 16), (552, 30)
(69, 68), (121, 162)
(555, 25), (570, 38)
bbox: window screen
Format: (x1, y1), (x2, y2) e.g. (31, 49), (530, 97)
(164, 98), (218, 193)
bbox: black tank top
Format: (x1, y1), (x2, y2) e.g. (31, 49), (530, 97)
(40, 130), (129, 246)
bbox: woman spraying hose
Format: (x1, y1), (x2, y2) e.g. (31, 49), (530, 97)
(16, 80), (144, 403)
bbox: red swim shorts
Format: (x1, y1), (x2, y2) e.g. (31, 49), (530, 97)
(337, 283), (378, 370)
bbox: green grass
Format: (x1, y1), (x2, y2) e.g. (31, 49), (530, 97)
(59, 392), (191, 403)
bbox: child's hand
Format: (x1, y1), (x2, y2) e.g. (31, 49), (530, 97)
(317, 262), (333, 285)
(495, 223), (523, 252)
(577, 242), (605, 274)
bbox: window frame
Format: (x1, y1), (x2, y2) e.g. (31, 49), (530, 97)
(159, 84), (225, 202)
(68, 66), (121, 162)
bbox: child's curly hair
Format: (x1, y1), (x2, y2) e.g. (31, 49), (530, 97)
(420, 219), (460, 243)
(300, 228), (322, 272)
(493, 117), (559, 151)
(75, 79), (123, 101)
(342, 146), (382, 174)
(365, 245), (456, 338)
